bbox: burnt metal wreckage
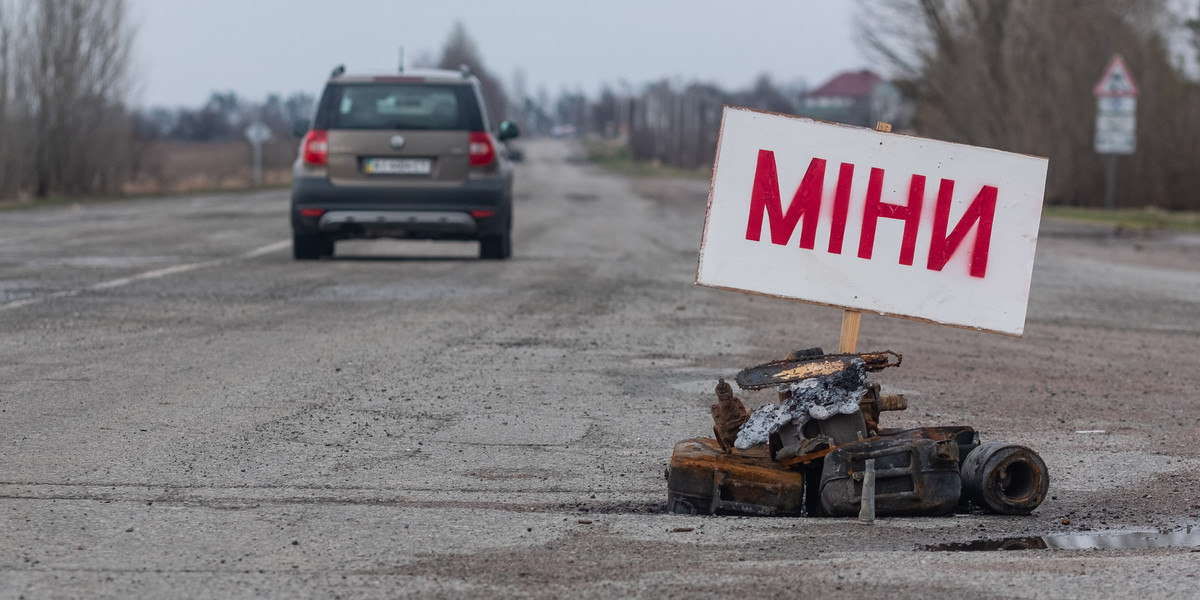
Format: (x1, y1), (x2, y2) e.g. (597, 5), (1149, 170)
(666, 348), (1050, 519)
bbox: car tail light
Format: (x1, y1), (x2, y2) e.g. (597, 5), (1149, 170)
(299, 208), (326, 218)
(469, 210), (496, 219)
(302, 129), (329, 165)
(468, 131), (495, 166)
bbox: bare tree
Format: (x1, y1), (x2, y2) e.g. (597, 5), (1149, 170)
(628, 79), (726, 169)
(436, 22), (508, 127)
(0, 0), (17, 198)
(856, 0), (1200, 209)
(7, 0), (136, 198)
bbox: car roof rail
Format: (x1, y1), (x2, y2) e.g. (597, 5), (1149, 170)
(330, 64), (346, 78)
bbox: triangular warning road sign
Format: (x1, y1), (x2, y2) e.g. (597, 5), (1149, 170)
(1094, 55), (1138, 98)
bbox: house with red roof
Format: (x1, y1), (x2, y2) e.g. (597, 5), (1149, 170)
(800, 69), (911, 128)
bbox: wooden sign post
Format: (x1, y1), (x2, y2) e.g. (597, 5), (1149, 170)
(838, 121), (893, 353)
(697, 107), (1049, 339)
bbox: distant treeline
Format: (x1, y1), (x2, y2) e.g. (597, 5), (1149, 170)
(4, 1), (1200, 210)
(547, 74), (896, 172)
(134, 92), (315, 143)
(549, 1), (1200, 210)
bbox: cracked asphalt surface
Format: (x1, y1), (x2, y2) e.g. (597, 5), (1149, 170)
(2, 139), (1199, 598)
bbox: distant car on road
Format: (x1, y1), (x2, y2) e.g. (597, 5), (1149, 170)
(290, 65), (520, 259)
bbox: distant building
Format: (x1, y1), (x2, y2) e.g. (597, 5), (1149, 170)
(800, 69), (912, 129)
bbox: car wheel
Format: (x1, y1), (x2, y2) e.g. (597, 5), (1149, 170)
(479, 233), (511, 260)
(293, 233), (330, 260)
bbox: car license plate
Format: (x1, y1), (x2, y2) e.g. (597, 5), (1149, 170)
(363, 157), (432, 175)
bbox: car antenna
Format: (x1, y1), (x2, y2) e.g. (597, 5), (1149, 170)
(330, 64), (345, 78)
(460, 64), (472, 78)
(398, 46), (404, 73)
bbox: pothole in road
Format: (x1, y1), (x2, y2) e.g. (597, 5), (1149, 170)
(926, 526), (1200, 551)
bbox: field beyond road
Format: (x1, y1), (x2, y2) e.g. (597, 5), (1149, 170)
(1, 139), (1198, 598)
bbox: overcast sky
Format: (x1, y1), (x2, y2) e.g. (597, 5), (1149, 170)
(127, 0), (871, 109)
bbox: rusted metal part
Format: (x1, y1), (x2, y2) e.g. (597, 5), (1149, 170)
(769, 421), (806, 460)
(664, 343), (1051, 519)
(784, 346), (826, 361)
(820, 436), (962, 517)
(775, 445), (836, 469)
(773, 411), (870, 460)
(709, 378), (748, 452)
(879, 394), (908, 412)
(817, 411), (869, 445)
(735, 350), (902, 390)
(960, 442), (1050, 515)
(859, 382), (908, 435)
(665, 438), (805, 517)
(878, 425), (980, 462)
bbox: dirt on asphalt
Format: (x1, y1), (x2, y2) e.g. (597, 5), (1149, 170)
(1, 139), (1198, 598)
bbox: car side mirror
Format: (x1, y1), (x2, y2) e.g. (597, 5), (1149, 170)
(498, 120), (520, 141)
(293, 118), (311, 138)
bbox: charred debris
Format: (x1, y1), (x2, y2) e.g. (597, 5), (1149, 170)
(666, 348), (1049, 519)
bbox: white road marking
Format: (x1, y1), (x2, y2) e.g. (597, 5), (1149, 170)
(0, 240), (291, 311)
(88, 259), (225, 290)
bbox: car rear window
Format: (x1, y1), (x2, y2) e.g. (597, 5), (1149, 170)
(316, 83), (484, 131)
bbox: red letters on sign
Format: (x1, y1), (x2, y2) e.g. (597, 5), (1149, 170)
(745, 150), (825, 249)
(927, 180), (997, 278)
(857, 169), (924, 266)
(826, 162), (855, 255)
(744, 151), (997, 279)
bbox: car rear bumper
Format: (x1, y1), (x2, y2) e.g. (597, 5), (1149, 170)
(291, 176), (511, 240)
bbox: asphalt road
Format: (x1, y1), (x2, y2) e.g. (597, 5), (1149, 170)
(2, 139), (1199, 598)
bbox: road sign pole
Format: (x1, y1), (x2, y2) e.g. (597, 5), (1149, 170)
(243, 122), (272, 187)
(1093, 56), (1137, 210)
(253, 144), (263, 186)
(1104, 154), (1117, 210)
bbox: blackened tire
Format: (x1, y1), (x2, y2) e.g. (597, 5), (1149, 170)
(960, 442), (1049, 515)
(294, 233), (332, 260)
(479, 233), (511, 260)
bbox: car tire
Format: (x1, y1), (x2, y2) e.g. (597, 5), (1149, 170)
(294, 233), (332, 260)
(479, 233), (511, 260)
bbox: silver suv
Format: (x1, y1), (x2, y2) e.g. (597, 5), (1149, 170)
(291, 66), (519, 259)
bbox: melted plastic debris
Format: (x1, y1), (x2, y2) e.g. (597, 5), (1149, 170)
(734, 358), (867, 449)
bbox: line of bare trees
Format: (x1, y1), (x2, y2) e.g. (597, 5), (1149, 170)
(551, 75), (809, 170)
(0, 0), (136, 201)
(551, 1), (1200, 209)
(858, 0), (1200, 209)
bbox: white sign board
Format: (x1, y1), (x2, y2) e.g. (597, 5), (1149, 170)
(696, 107), (1049, 336)
(244, 122), (272, 145)
(1093, 56), (1138, 156)
(1094, 108), (1136, 155)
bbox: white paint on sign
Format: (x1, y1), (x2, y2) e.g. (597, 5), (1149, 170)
(1094, 106), (1137, 155)
(1097, 97), (1135, 113)
(696, 107), (1049, 336)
